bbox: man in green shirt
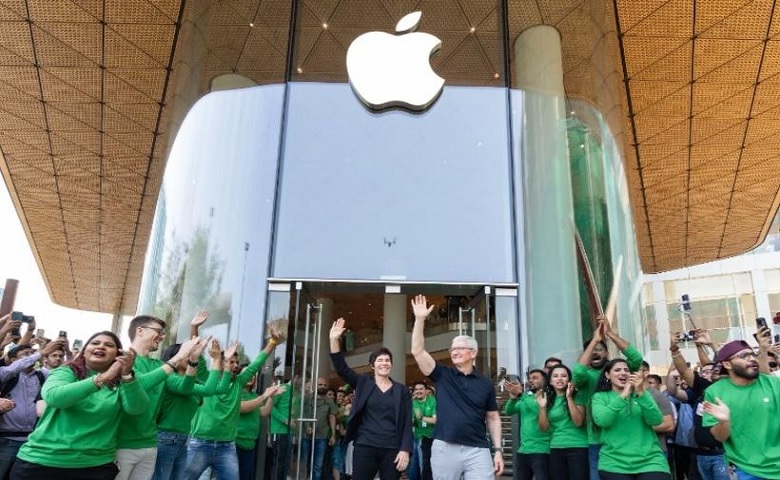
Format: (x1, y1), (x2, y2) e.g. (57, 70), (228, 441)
(573, 315), (644, 480)
(268, 377), (295, 480)
(409, 381), (436, 480)
(115, 315), (205, 480)
(702, 339), (780, 479)
(181, 328), (285, 480)
(503, 369), (551, 480)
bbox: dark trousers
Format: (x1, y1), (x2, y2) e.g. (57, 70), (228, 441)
(599, 472), (671, 480)
(550, 447), (589, 480)
(270, 434), (291, 480)
(352, 444), (400, 480)
(515, 452), (550, 480)
(10, 458), (119, 480)
(237, 446), (256, 480)
(420, 437), (433, 480)
(670, 446), (700, 480)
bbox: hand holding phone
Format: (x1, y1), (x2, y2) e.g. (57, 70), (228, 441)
(58, 331), (67, 339)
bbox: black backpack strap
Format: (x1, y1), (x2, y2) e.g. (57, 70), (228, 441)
(0, 374), (20, 399)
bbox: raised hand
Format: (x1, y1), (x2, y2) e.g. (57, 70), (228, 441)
(506, 380), (523, 399)
(189, 336), (211, 362)
(535, 390), (547, 408)
(330, 318), (346, 341)
(224, 340), (240, 360)
(621, 374), (636, 398)
(757, 325), (772, 351)
(191, 310), (209, 328)
(262, 384), (280, 398)
(116, 348), (137, 376)
(702, 398), (730, 422)
(209, 339), (222, 360)
(632, 370), (645, 395)
(173, 336), (200, 364)
(411, 295), (434, 319)
(694, 329), (712, 346)
(266, 320), (287, 344)
(566, 382), (575, 398)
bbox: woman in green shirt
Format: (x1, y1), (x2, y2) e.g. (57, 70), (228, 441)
(537, 364), (588, 480)
(591, 359), (670, 480)
(11, 331), (149, 480)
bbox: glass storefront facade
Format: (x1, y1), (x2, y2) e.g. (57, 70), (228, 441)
(126, 2), (650, 476)
(129, 0), (649, 374)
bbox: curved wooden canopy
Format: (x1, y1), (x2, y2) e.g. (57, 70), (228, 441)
(0, 0), (778, 313)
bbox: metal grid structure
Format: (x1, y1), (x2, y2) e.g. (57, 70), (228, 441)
(1, 0), (779, 313)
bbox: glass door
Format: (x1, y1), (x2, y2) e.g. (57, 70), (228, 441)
(456, 286), (493, 377)
(291, 285), (323, 480)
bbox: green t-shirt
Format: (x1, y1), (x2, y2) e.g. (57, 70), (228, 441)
(190, 350), (269, 441)
(591, 390), (669, 475)
(572, 344), (644, 444)
(157, 369), (230, 434)
(702, 374), (780, 478)
(547, 393), (588, 449)
(412, 396), (436, 440)
(17, 367), (149, 468)
(236, 391), (262, 450)
(504, 393), (551, 454)
(117, 355), (195, 448)
(270, 383), (293, 435)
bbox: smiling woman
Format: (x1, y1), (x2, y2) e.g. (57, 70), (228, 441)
(329, 317), (413, 480)
(11, 331), (149, 480)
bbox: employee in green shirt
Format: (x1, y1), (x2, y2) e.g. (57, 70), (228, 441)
(573, 316), (644, 480)
(152, 338), (230, 480)
(11, 331), (149, 480)
(538, 364), (588, 480)
(181, 325), (285, 480)
(116, 314), (206, 480)
(236, 371), (283, 480)
(591, 359), (670, 480)
(702, 339), (780, 479)
(409, 381), (436, 480)
(504, 369), (550, 480)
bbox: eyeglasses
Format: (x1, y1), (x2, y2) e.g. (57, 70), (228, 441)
(731, 351), (757, 360)
(139, 326), (165, 335)
(449, 346), (475, 353)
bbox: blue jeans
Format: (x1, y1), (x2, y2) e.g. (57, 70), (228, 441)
(408, 438), (422, 480)
(0, 438), (24, 478)
(301, 438), (327, 480)
(696, 454), (728, 480)
(152, 431), (189, 480)
(735, 468), (765, 480)
(181, 438), (239, 480)
(588, 444), (602, 480)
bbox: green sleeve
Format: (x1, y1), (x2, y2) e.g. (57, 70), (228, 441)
(236, 351), (269, 386)
(165, 373), (195, 394)
(623, 344), (644, 372)
(271, 394), (290, 426)
(215, 371), (232, 394)
(41, 369), (100, 409)
(192, 369), (221, 396)
(137, 367), (169, 390)
(503, 398), (521, 416)
(572, 363), (592, 389)
(120, 380), (150, 416)
(574, 389), (588, 406)
(591, 392), (627, 428)
(635, 391), (663, 426)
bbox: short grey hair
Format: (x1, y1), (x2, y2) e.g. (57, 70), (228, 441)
(452, 335), (478, 351)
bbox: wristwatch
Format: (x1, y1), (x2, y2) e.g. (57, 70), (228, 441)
(121, 371), (135, 382)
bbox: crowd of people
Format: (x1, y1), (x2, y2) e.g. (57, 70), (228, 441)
(0, 296), (777, 480)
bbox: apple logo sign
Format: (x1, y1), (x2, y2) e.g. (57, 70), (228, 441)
(346, 11), (444, 112)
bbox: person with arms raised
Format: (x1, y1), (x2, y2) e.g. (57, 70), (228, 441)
(410, 294), (503, 479)
(329, 317), (412, 480)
